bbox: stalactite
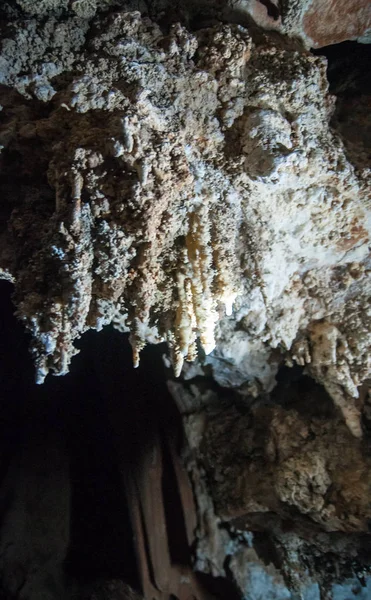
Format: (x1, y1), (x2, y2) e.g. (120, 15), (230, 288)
(0, 10), (370, 434)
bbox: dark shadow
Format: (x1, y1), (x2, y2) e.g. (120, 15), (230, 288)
(312, 41), (371, 97)
(0, 281), (139, 590)
(312, 41), (371, 183)
(272, 365), (337, 419)
(0, 280), (245, 599)
(196, 572), (242, 600)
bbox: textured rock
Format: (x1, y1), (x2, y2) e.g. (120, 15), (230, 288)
(1, 10), (370, 437)
(237, 0), (371, 48)
(2, 0), (370, 48)
(1, 7), (371, 598)
(169, 372), (371, 599)
(284, 0), (371, 48)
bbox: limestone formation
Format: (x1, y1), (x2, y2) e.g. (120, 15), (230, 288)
(1, 3), (371, 599)
(1, 9), (370, 438)
(280, 0), (371, 47)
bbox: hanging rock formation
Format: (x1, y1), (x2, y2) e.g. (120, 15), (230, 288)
(0, 7), (370, 435)
(0, 2), (371, 599)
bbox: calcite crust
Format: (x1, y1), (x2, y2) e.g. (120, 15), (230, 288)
(0, 11), (370, 436)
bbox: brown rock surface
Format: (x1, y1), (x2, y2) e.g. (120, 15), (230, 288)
(302, 0), (371, 47)
(1, 11), (370, 440)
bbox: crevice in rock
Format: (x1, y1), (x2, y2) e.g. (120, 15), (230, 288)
(272, 366), (337, 420)
(313, 41), (371, 97)
(313, 41), (371, 179)
(257, 0), (280, 20)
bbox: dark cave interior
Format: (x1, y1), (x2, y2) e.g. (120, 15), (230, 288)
(0, 279), (172, 594)
(0, 275), (352, 597)
(0, 280), (237, 600)
(0, 276), (333, 600)
(313, 40), (371, 96)
(0, 279), (245, 600)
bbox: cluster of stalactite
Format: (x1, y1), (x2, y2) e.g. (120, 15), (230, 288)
(1, 10), (370, 442)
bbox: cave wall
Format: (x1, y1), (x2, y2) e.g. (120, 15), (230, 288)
(0, 4), (370, 434)
(1, 0), (370, 47)
(0, 1), (371, 599)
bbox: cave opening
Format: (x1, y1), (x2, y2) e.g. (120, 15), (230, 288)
(0, 279), (180, 597)
(0, 280), (245, 600)
(311, 40), (371, 235)
(312, 40), (371, 97)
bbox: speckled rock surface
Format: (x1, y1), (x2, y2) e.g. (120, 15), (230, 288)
(281, 0), (371, 48)
(169, 372), (371, 599)
(2, 0), (370, 48)
(1, 9), (370, 438)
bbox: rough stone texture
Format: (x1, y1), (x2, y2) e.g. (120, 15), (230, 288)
(1, 0), (370, 48)
(169, 372), (371, 599)
(301, 0), (371, 47)
(1, 10), (370, 438)
(231, 0), (371, 48)
(1, 4), (371, 600)
(276, 0), (371, 48)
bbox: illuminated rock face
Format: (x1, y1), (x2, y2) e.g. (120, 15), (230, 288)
(283, 0), (371, 47)
(0, 10), (370, 437)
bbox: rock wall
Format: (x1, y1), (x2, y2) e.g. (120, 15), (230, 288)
(1, 0), (370, 47)
(0, 2), (371, 599)
(1, 8), (370, 436)
(167, 371), (371, 598)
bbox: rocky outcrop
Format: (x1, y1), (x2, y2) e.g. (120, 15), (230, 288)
(1, 10), (370, 439)
(284, 0), (371, 48)
(1, 0), (370, 47)
(168, 370), (371, 599)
